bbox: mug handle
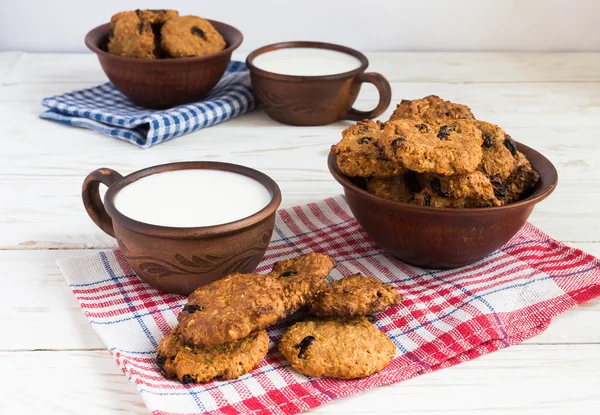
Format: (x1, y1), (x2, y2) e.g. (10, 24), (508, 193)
(345, 72), (392, 121)
(82, 168), (123, 238)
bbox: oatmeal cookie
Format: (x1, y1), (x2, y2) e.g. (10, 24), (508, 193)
(161, 15), (226, 57)
(309, 274), (401, 318)
(331, 120), (405, 178)
(377, 119), (483, 176)
(157, 327), (269, 384)
(417, 171), (499, 202)
(107, 11), (158, 59)
(366, 174), (415, 203)
(177, 273), (285, 346)
(389, 95), (475, 124)
(278, 317), (396, 379)
(269, 253), (336, 316)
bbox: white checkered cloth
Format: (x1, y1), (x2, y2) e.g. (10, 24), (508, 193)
(40, 61), (255, 148)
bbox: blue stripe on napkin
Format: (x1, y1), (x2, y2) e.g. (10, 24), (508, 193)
(40, 61), (256, 148)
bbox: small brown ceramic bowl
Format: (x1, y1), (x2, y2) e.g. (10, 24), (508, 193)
(82, 162), (281, 295)
(85, 21), (243, 109)
(246, 41), (391, 126)
(328, 142), (558, 269)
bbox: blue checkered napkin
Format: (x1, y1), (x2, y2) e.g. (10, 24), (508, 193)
(40, 61), (255, 148)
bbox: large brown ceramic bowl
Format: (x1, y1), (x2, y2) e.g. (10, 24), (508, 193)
(85, 21), (243, 109)
(328, 142), (558, 269)
(82, 162), (281, 295)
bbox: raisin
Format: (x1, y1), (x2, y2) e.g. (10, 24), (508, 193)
(437, 125), (456, 140)
(503, 135), (518, 157)
(108, 28), (114, 39)
(423, 193), (432, 206)
(148, 9), (166, 13)
(361, 124), (370, 132)
(490, 176), (506, 199)
(279, 271), (297, 277)
(183, 304), (203, 313)
(391, 137), (405, 149)
(294, 335), (315, 359)
(137, 21), (149, 35)
(181, 374), (195, 384)
(156, 354), (167, 372)
(431, 177), (451, 197)
(135, 9), (141, 17)
(191, 26), (207, 40)
(377, 156), (391, 161)
(379, 122), (386, 130)
(357, 137), (372, 144)
(483, 134), (494, 148)
(415, 123), (429, 133)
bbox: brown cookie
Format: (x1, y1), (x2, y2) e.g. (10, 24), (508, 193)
(270, 253), (336, 316)
(157, 327), (269, 384)
(366, 174), (416, 202)
(377, 119), (483, 176)
(278, 317), (396, 379)
(331, 119), (405, 178)
(177, 273), (285, 346)
(389, 95), (475, 124)
(107, 11), (158, 59)
(309, 274), (401, 318)
(161, 15), (226, 58)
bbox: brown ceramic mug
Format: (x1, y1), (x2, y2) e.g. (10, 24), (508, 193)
(82, 162), (281, 295)
(246, 41), (392, 126)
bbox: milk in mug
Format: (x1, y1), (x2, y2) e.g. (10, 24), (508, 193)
(252, 48), (362, 76)
(114, 170), (272, 227)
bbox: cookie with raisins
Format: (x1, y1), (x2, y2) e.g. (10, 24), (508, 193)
(161, 15), (226, 57)
(389, 95), (475, 124)
(377, 119), (483, 176)
(177, 272), (285, 346)
(107, 11), (158, 59)
(331, 119), (405, 178)
(278, 317), (396, 379)
(157, 326), (268, 384)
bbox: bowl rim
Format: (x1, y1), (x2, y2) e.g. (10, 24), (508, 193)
(103, 161), (282, 239)
(85, 19), (243, 63)
(328, 141), (558, 216)
(245, 41), (369, 82)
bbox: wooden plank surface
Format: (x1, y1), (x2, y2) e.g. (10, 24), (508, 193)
(1, 51), (599, 414)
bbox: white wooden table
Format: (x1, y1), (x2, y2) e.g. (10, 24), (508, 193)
(1, 51), (599, 414)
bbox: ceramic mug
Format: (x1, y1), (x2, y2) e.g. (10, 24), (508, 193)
(246, 41), (392, 126)
(82, 162), (282, 295)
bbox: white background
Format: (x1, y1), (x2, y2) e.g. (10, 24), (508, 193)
(1, 0), (599, 52)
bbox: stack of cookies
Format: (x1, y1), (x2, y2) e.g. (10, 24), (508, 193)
(107, 9), (226, 59)
(156, 253), (402, 383)
(332, 95), (540, 208)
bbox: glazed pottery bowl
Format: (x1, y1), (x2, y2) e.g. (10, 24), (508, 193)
(82, 162), (281, 295)
(246, 41), (391, 126)
(328, 143), (558, 269)
(85, 21), (243, 109)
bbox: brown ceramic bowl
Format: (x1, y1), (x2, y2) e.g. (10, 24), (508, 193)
(82, 162), (281, 295)
(246, 41), (391, 126)
(85, 21), (243, 109)
(328, 142), (558, 269)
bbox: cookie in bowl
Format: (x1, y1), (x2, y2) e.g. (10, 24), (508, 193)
(161, 15), (227, 57)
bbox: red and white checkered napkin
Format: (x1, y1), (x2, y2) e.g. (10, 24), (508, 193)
(58, 195), (600, 415)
